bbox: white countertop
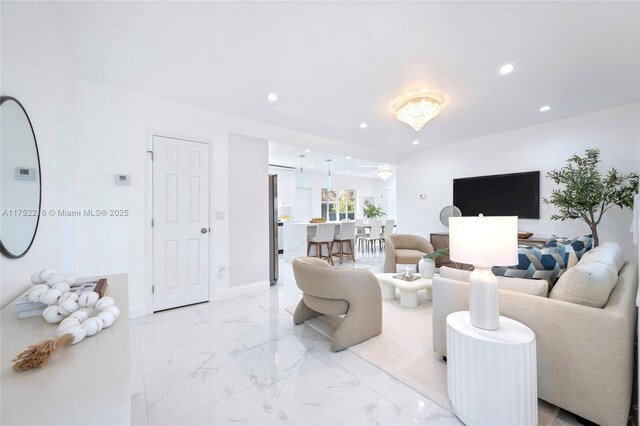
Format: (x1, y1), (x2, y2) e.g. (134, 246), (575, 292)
(1, 273), (130, 425)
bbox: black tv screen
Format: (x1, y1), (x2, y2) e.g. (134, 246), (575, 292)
(453, 171), (540, 219)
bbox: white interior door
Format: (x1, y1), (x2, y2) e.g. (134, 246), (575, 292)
(152, 136), (210, 311)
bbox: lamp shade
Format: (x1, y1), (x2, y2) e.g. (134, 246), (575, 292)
(449, 216), (518, 267)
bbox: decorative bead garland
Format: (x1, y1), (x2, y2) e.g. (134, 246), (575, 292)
(26, 269), (120, 345)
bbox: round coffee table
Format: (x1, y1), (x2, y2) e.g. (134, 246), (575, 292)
(375, 273), (435, 308)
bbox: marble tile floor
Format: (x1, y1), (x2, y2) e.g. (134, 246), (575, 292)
(129, 251), (581, 426)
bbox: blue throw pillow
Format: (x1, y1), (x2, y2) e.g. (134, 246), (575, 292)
(493, 244), (571, 286)
(544, 234), (594, 259)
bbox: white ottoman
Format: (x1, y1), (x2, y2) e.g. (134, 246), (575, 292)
(446, 311), (537, 426)
(375, 273), (434, 308)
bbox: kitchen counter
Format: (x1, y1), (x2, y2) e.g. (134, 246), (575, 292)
(283, 221), (354, 262)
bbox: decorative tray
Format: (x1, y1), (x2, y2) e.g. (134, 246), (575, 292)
(392, 273), (421, 282)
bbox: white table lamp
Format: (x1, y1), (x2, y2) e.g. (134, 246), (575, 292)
(449, 215), (518, 330)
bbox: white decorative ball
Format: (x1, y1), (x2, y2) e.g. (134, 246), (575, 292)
(69, 308), (91, 322)
(97, 311), (116, 328)
(95, 297), (115, 311)
(46, 275), (67, 286)
(39, 289), (62, 305)
(102, 306), (120, 319)
(39, 269), (57, 282)
(66, 276), (77, 285)
(51, 282), (71, 294)
(66, 325), (87, 344)
(58, 292), (79, 305)
(78, 291), (99, 308)
(31, 271), (45, 284)
(59, 298), (80, 315)
(82, 317), (104, 336)
(43, 305), (65, 323)
(28, 285), (49, 303)
(57, 317), (80, 337)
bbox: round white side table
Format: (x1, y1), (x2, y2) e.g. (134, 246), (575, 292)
(446, 311), (537, 426)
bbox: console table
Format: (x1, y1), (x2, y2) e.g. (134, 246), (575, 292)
(0, 274), (130, 425)
(430, 232), (548, 269)
(446, 311), (537, 425)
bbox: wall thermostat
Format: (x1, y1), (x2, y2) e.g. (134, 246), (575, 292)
(15, 167), (36, 181)
(419, 194), (427, 200)
(115, 174), (131, 185)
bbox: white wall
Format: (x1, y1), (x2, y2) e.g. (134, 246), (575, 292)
(0, 2), (76, 307)
(397, 103), (640, 261)
(228, 133), (269, 287)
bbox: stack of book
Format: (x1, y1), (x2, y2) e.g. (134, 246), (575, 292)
(15, 278), (109, 319)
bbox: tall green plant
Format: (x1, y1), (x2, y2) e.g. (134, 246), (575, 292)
(543, 148), (638, 247)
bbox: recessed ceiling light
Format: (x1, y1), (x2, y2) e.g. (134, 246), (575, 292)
(346, 156), (352, 159)
(309, 165), (314, 169)
(499, 64), (514, 75)
(539, 105), (551, 112)
(412, 140), (420, 145)
(267, 93), (278, 102)
(346, 170), (350, 173)
(359, 123), (368, 129)
(305, 149), (311, 153)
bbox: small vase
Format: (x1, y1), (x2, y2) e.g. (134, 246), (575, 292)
(418, 258), (435, 279)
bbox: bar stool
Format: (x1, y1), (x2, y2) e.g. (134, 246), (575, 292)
(307, 223), (335, 265)
(332, 221), (356, 264)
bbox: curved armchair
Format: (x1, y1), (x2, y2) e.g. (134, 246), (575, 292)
(292, 257), (382, 352)
(383, 234), (434, 273)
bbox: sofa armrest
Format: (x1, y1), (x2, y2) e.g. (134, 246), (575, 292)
(432, 271), (637, 426)
(383, 237), (396, 273)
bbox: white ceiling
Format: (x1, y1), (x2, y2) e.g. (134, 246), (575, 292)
(268, 141), (391, 179)
(51, 1), (639, 156)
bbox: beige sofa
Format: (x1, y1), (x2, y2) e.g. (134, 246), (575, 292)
(384, 234), (434, 273)
(432, 243), (638, 425)
(292, 257), (382, 352)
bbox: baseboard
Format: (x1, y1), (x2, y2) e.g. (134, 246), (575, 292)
(129, 303), (149, 319)
(212, 280), (270, 301)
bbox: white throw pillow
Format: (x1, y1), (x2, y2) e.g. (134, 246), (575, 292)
(579, 241), (625, 272)
(550, 260), (618, 308)
(439, 266), (548, 297)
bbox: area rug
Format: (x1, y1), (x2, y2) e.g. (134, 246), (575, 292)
(286, 294), (568, 425)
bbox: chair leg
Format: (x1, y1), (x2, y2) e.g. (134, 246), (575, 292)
(327, 242), (334, 265)
(347, 239), (355, 262)
(307, 241), (313, 257)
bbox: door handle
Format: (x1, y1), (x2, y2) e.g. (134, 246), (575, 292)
(201, 228), (208, 234)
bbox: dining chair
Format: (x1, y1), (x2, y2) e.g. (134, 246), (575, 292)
(362, 219), (383, 252)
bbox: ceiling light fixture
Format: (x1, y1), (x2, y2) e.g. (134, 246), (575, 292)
(377, 169), (394, 181)
(395, 97), (441, 131)
(359, 123), (368, 129)
(539, 105), (551, 112)
(499, 64), (514, 75)
(412, 140), (420, 145)
(305, 149), (311, 153)
(298, 154), (306, 174)
(267, 93), (278, 102)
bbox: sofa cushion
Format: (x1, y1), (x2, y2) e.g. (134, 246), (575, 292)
(549, 260), (618, 308)
(395, 249), (427, 264)
(493, 244), (572, 285)
(579, 241), (625, 272)
(439, 266), (548, 296)
(544, 234), (594, 259)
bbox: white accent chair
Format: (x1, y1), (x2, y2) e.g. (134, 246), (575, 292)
(307, 223), (335, 265)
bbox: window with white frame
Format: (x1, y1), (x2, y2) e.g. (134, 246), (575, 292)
(321, 189), (356, 221)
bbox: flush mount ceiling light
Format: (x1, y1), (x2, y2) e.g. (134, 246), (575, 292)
(499, 64), (514, 75)
(395, 97), (441, 131)
(377, 168), (394, 181)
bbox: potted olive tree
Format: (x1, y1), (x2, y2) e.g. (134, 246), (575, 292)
(544, 148), (638, 247)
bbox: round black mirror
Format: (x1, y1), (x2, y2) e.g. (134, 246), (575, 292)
(1, 96), (42, 258)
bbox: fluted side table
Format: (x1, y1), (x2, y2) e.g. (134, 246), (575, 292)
(446, 311), (537, 425)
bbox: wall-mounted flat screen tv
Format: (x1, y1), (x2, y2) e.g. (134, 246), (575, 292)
(453, 171), (540, 219)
